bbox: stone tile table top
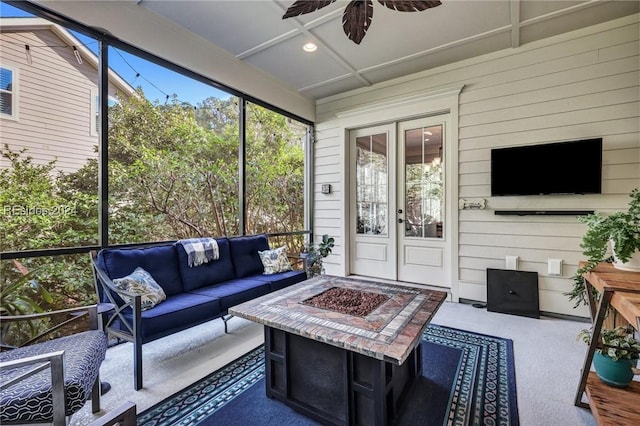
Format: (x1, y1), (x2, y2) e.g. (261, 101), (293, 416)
(229, 275), (447, 364)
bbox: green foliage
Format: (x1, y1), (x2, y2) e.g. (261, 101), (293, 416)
(0, 146), (98, 309)
(1, 88), (307, 312)
(578, 189), (640, 265)
(0, 146), (98, 251)
(303, 234), (335, 258)
(303, 234), (335, 277)
(318, 234), (335, 258)
(105, 92), (305, 242)
(0, 265), (55, 347)
(107, 92), (241, 240)
(578, 326), (640, 361)
(0, 265), (52, 316)
(245, 103), (305, 235)
(566, 188), (640, 307)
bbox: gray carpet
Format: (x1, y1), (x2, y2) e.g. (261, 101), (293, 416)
(72, 301), (597, 426)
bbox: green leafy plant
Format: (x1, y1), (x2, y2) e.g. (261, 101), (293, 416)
(303, 234), (335, 277)
(566, 188), (640, 307)
(317, 234), (335, 258)
(1, 265), (54, 347)
(1, 265), (52, 316)
(1, 92), (307, 312)
(578, 325), (640, 361)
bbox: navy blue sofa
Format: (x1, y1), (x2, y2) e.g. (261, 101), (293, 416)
(91, 234), (306, 390)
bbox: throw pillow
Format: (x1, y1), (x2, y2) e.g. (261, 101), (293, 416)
(259, 246), (293, 275)
(113, 267), (167, 311)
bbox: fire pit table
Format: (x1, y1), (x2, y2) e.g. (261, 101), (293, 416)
(229, 275), (447, 426)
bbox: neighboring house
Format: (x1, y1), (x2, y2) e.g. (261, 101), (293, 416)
(0, 18), (134, 173)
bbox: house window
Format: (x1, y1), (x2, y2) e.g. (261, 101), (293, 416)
(91, 91), (119, 136)
(0, 67), (16, 118)
(90, 89), (98, 136)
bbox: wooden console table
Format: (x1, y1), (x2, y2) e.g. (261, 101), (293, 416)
(574, 262), (640, 425)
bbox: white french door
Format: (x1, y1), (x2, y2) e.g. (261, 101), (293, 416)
(397, 116), (450, 286)
(349, 115), (451, 288)
(349, 124), (397, 280)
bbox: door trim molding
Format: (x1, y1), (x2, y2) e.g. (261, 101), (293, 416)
(336, 85), (464, 121)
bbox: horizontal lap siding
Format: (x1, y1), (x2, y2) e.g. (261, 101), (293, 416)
(457, 17), (639, 317)
(0, 29), (118, 174)
(313, 123), (344, 272)
(315, 15), (639, 316)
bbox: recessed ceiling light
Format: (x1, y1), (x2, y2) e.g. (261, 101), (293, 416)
(303, 42), (317, 53)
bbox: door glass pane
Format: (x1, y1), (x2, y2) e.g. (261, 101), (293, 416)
(356, 133), (387, 235)
(404, 125), (443, 238)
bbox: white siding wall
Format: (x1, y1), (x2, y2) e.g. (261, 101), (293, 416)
(0, 29), (119, 173)
(314, 14), (640, 317)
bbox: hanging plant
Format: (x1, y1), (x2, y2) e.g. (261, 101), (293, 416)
(566, 188), (640, 307)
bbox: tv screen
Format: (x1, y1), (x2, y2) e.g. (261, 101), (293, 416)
(491, 138), (602, 196)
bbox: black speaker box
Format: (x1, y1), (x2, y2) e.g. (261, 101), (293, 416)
(486, 268), (540, 319)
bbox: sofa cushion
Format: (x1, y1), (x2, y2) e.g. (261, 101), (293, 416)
(113, 267), (167, 311)
(229, 234), (270, 278)
(189, 278), (271, 311)
(258, 246), (293, 275)
(99, 244), (183, 296)
(249, 270), (307, 292)
(0, 330), (107, 423)
(175, 238), (236, 291)
(114, 293), (222, 341)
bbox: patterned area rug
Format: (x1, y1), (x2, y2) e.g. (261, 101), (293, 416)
(138, 325), (519, 426)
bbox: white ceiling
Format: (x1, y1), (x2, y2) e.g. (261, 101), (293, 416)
(135, 0), (639, 100)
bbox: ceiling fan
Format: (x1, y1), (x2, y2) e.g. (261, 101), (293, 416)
(283, 0), (442, 45)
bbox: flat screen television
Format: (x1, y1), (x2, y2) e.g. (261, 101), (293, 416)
(491, 138), (602, 196)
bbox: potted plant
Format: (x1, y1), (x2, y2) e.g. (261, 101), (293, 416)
(302, 234), (335, 278)
(578, 325), (640, 387)
(566, 188), (640, 307)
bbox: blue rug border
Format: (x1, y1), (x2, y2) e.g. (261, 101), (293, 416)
(138, 324), (519, 425)
(428, 324), (519, 426)
(137, 343), (266, 425)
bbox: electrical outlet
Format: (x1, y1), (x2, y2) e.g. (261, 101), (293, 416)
(505, 256), (518, 270)
(548, 259), (562, 276)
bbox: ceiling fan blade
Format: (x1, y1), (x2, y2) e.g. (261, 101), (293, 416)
(283, 0), (336, 19)
(378, 0), (442, 12)
(343, 0), (374, 44)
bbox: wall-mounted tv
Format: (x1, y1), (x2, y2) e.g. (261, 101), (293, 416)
(491, 138), (602, 196)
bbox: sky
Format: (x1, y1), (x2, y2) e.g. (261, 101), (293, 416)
(1, 2), (230, 105)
